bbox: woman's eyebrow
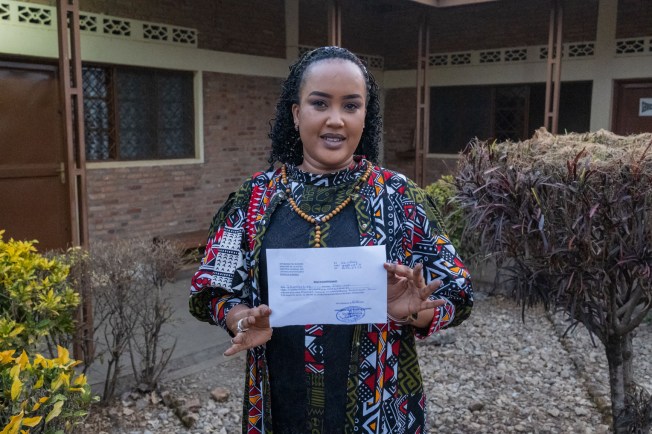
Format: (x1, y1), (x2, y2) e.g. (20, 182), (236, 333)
(308, 91), (363, 100)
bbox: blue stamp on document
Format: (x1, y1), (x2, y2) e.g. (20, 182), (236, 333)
(335, 306), (368, 323)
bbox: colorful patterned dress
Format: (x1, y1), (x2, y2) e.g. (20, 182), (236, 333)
(189, 158), (474, 433)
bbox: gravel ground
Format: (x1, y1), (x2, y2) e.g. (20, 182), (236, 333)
(80, 292), (652, 433)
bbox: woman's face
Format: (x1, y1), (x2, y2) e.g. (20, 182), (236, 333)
(292, 59), (367, 174)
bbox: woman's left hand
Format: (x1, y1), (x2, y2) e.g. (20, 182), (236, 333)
(385, 262), (444, 322)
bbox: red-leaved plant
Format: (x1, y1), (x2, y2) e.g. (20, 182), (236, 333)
(455, 128), (652, 433)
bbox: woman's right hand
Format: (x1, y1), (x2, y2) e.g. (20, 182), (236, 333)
(224, 304), (273, 356)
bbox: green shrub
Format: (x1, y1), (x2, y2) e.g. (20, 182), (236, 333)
(424, 175), (469, 258)
(0, 230), (95, 433)
(0, 346), (94, 433)
(0, 231), (80, 351)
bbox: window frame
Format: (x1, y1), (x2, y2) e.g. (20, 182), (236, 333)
(83, 62), (203, 168)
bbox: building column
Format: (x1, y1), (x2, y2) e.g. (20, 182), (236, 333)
(544, 0), (563, 134)
(328, 0), (342, 46)
(415, 15), (429, 186)
(590, 0), (618, 131)
(56, 0), (93, 361)
(285, 0), (300, 62)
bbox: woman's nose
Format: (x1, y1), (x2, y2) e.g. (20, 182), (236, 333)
(326, 109), (344, 127)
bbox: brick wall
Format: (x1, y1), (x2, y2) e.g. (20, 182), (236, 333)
(203, 0), (285, 57)
(299, 0), (329, 48)
(79, 0), (286, 57)
(379, 8), (423, 71)
(300, 0), (385, 57)
(340, 1), (388, 57)
(24, 0), (648, 65)
(27, 0), (624, 70)
(383, 87), (416, 179)
(617, 0), (652, 38)
(86, 72), (281, 241)
(383, 88), (464, 185)
(383, 0), (600, 70)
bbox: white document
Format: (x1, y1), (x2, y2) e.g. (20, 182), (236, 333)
(266, 245), (387, 327)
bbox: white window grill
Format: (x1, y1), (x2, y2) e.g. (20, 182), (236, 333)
(103, 18), (131, 37)
(429, 54), (449, 66)
(79, 14), (97, 32)
(1, 0), (198, 48)
(504, 48), (527, 62)
(616, 38), (645, 54)
(0, 2), (10, 21)
(479, 50), (501, 63)
(567, 42), (594, 57)
(17, 3), (51, 26)
(450, 52), (471, 65)
(143, 23), (168, 41)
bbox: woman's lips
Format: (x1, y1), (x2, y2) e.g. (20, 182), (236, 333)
(320, 134), (346, 148)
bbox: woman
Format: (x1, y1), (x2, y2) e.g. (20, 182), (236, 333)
(190, 46), (473, 433)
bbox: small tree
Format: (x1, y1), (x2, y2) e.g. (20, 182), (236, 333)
(90, 239), (144, 401)
(90, 238), (182, 399)
(456, 129), (652, 433)
(127, 238), (181, 390)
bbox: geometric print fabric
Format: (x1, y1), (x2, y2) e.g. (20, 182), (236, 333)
(189, 158), (474, 433)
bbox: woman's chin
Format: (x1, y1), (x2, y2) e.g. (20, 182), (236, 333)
(320, 138), (347, 151)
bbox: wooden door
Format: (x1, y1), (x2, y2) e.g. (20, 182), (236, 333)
(612, 80), (652, 135)
(0, 61), (71, 250)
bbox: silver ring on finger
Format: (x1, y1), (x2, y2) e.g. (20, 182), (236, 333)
(237, 318), (249, 333)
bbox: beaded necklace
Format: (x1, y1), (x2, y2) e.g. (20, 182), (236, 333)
(281, 162), (373, 248)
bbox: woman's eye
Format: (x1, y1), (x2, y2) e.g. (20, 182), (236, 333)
(344, 103), (360, 111)
(310, 100), (327, 109)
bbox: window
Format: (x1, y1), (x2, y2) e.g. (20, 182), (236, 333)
(429, 85), (493, 154)
(429, 82), (592, 154)
(82, 65), (195, 161)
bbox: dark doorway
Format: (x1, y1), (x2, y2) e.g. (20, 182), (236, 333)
(0, 61), (71, 250)
(529, 81), (593, 137)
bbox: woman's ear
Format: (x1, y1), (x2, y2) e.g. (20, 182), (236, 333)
(291, 103), (300, 127)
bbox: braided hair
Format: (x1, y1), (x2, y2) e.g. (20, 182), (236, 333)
(268, 46), (382, 166)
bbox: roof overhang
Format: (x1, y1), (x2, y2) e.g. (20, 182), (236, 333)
(408, 0), (499, 7)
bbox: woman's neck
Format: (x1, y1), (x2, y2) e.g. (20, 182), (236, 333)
(297, 157), (354, 175)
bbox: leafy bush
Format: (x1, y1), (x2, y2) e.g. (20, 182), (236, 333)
(424, 175), (470, 259)
(455, 129), (652, 432)
(0, 230), (94, 433)
(0, 230), (79, 354)
(0, 346), (94, 434)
